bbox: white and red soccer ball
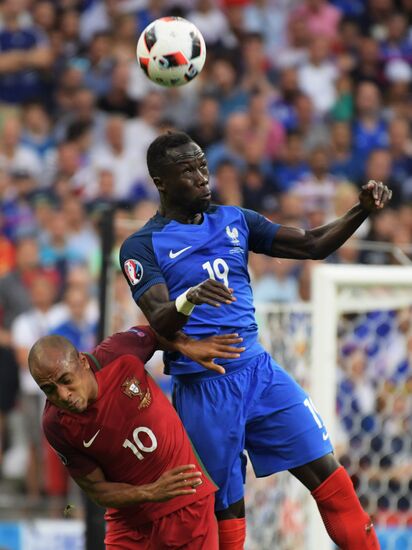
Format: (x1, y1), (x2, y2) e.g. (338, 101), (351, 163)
(136, 17), (206, 87)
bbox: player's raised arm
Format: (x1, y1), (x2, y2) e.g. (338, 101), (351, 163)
(137, 280), (235, 339)
(74, 465), (203, 508)
(269, 180), (392, 260)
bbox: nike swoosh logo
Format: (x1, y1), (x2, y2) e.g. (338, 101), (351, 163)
(169, 246), (192, 259)
(322, 431), (330, 441)
(83, 430), (100, 448)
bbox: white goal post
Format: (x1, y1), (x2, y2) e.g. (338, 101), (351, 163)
(309, 264), (412, 550)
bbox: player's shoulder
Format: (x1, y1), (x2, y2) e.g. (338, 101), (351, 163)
(121, 213), (171, 249)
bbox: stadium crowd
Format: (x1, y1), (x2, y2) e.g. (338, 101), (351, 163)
(0, 0), (411, 545)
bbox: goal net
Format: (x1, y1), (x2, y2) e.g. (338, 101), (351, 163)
(248, 265), (412, 550)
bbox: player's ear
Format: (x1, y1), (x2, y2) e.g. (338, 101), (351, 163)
(153, 175), (166, 193)
(79, 353), (90, 370)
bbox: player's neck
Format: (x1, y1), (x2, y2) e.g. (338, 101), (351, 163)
(158, 204), (203, 225)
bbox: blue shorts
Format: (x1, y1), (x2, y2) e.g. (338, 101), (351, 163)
(173, 352), (333, 511)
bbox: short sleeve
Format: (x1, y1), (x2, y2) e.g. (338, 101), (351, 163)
(94, 326), (157, 366)
(43, 416), (99, 479)
(120, 233), (166, 303)
(239, 208), (280, 255)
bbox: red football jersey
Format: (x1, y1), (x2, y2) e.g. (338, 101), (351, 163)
(43, 326), (216, 529)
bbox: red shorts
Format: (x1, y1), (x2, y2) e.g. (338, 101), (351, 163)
(105, 495), (218, 550)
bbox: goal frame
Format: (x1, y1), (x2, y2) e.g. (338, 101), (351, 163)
(309, 264), (412, 549)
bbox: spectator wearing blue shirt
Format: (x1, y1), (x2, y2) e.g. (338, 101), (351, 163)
(272, 132), (310, 193)
(206, 111), (248, 174)
(0, 0), (52, 105)
(50, 285), (97, 352)
(329, 121), (363, 184)
(352, 81), (389, 167)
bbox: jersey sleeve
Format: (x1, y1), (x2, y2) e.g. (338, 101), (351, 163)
(239, 207), (280, 254)
(94, 326), (157, 366)
(119, 233), (166, 303)
(43, 413), (99, 479)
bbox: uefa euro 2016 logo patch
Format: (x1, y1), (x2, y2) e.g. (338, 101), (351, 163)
(124, 259), (144, 286)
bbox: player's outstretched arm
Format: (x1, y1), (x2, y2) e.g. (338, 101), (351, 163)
(138, 279), (235, 339)
(74, 464), (203, 508)
(270, 181), (392, 260)
(156, 332), (246, 374)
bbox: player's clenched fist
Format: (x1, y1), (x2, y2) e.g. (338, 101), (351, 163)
(187, 279), (236, 307)
(359, 180), (392, 211)
(147, 465), (203, 502)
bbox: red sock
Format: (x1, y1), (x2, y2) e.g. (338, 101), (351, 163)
(218, 518), (246, 550)
(312, 466), (380, 549)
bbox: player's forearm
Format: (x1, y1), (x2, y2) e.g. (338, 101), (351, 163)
(308, 203), (369, 259)
(83, 480), (155, 508)
(138, 290), (191, 339)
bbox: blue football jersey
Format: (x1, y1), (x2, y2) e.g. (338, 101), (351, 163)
(120, 205), (280, 375)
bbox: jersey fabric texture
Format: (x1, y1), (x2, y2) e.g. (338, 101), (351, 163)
(120, 205), (279, 376)
(120, 205), (333, 510)
(43, 326), (216, 532)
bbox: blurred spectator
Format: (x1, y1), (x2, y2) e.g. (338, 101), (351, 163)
(189, 0), (230, 48)
(297, 35), (339, 116)
(387, 117), (412, 200)
(126, 90), (164, 163)
(364, 148), (401, 207)
(276, 15), (311, 69)
(1, 170), (38, 241)
(272, 132), (310, 193)
(187, 94), (223, 150)
(0, 116), (42, 181)
(0, 0), (53, 105)
(269, 67), (300, 131)
(352, 81), (389, 163)
(245, 89), (285, 161)
(207, 57), (249, 121)
(240, 32), (276, 93)
(32, 1), (56, 35)
(91, 115), (143, 201)
(251, 254), (300, 303)
(61, 195), (100, 269)
(212, 160), (243, 206)
(293, 145), (341, 217)
(206, 110), (249, 173)
(0, 237), (41, 467)
(20, 102), (56, 167)
(10, 271), (65, 496)
(292, 93), (330, 151)
(289, 0), (342, 41)
(242, 163), (277, 214)
(378, 11), (412, 62)
(97, 61), (137, 118)
(243, 0), (299, 56)
(329, 121), (362, 183)
(350, 36), (384, 86)
(50, 285), (97, 351)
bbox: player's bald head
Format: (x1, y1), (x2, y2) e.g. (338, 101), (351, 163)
(28, 335), (79, 376)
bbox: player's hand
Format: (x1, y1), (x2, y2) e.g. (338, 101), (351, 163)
(186, 279), (236, 307)
(359, 180), (392, 211)
(148, 465), (203, 502)
(179, 333), (246, 374)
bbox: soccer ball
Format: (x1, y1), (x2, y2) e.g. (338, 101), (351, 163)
(136, 17), (206, 87)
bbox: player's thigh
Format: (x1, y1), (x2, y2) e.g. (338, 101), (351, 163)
(173, 371), (250, 509)
(245, 354), (333, 475)
(155, 495), (218, 550)
(105, 527), (151, 550)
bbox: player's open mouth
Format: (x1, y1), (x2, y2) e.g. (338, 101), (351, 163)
(200, 192), (211, 199)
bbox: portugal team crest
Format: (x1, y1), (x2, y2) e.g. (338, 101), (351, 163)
(122, 376), (152, 409)
(124, 259), (143, 286)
